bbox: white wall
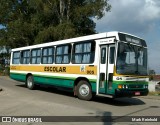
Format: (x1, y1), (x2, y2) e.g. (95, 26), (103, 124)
(149, 81), (160, 92)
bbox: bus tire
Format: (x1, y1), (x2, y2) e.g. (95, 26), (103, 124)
(26, 75), (35, 90)
(76, 80), (92, 101)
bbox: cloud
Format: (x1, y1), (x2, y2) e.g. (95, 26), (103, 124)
(95, 0), (160, 34)
(148, 41), (160, 73)
(140, 0), (160, 21)
(95, 0), (160, 74)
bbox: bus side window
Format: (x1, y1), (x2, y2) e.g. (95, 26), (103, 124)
(109, 47), (115, 64)
(21, 50), (30, 64)
(31, 49), (41, 64)
(72, 41), (95, 64)
(55, 44), (71, 64)
(42, 47), (54, 64)
(12, 51), (20, 64)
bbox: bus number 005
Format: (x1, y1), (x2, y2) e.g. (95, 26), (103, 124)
(87, 70), (94, 74)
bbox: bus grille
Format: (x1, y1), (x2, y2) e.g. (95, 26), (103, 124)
(129, 85), (143, 89)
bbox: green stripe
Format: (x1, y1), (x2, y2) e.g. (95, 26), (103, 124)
(10, 73), (26, 82)
(10, 72), (97, 92)
(10, 72), (97, 82)
(34, 74), (97, 82)
(113, 81), (148, 84)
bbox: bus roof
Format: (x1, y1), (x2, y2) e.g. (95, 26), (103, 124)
(11, 31), (144, 51)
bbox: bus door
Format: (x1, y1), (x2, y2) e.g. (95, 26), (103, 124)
(99, 44), (115, 94)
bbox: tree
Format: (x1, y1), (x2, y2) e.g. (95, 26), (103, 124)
(149, 70), (156, 75)
(0, 0), (35, 47)
(0, 0), (111, 47)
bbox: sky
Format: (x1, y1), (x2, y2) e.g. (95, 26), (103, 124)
(0, 0), (160, 74)
(95, 0), (160, 74)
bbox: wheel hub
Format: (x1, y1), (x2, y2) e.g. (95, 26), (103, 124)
(27, 77), (33, 87)
(79, 84), (89, 96)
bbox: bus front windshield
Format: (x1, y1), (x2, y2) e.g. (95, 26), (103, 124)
(116, 42), (148, 75)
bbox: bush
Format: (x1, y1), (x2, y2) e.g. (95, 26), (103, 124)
(4, 67), (10, 75)
(149, 75), (153, 81)
(0, 65), (10, 76)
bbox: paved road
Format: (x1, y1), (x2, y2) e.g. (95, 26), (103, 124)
(0, 76), (160, 125)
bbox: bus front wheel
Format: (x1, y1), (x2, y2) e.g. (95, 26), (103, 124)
(76, 80), (92, 101)
(26, 75), (35, 90)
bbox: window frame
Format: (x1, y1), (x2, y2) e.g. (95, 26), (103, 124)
(21, 50), (30, 64)
(55, 44), (71, 64)
(12, 51), (21, 64)
(109, 46), (115, 64)
(30, 48), (41, 64)
(42, 47), (54, 64)
(72, 41), (95, 64)
(101, 48), (106, 64)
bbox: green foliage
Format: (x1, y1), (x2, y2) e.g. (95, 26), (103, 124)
(0, 65), (10, 76)
(35, 22), (77, 44)
(0, 0), (111, 48)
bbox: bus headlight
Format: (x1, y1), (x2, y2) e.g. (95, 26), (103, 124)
(118, 85), (128, 89)
(123, 85), (128, 89)
(144, 85), (148, 88)
(125, 85), (128, 89)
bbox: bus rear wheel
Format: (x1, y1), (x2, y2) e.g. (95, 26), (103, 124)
(76, 80), (92, 101)
(26, 75), (35, 90)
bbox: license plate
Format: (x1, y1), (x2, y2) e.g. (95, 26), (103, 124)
(135, 92), (140, 95)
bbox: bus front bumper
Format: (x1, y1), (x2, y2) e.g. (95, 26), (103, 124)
(115, 89), (149, 98)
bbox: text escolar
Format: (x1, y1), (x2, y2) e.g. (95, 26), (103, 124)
(44, 66), (66, 72)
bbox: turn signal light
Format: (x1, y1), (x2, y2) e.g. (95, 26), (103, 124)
(118, 84), (128, 89)
(118, 85), (123, 89)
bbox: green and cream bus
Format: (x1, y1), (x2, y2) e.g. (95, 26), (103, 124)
(10, 31), (149, 100)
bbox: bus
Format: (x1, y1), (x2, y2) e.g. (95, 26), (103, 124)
(10, 31), (149, 100)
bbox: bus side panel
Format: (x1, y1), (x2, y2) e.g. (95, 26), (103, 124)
(10, 72), (97, 93)
(91, 82), (96, 92)
(33, 75), (74, 88)
(33, 75), (97, 92)
(10, 73), (26, 82)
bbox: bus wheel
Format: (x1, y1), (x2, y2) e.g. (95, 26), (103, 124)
(76, 80), (92, 101)
(26, 75), (35, 90)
